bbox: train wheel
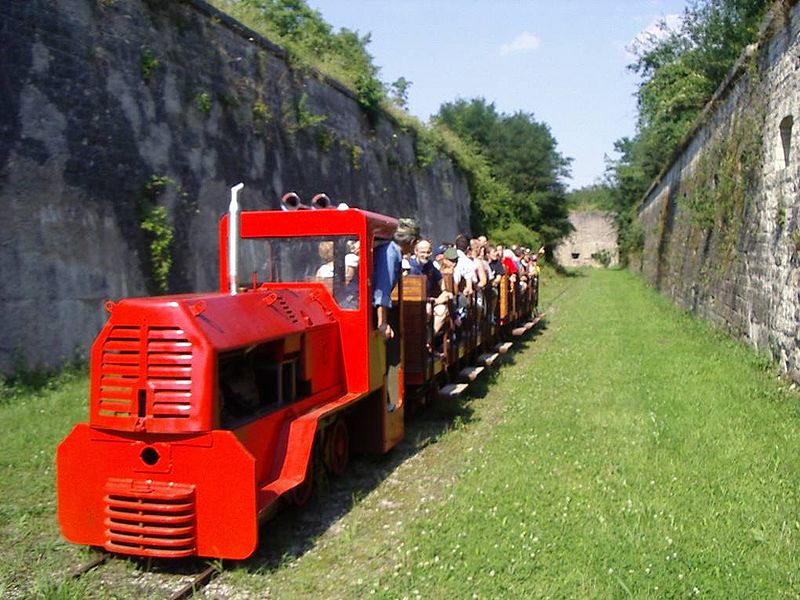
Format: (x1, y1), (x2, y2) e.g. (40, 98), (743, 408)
(291, 462), (314, 506)
(325, 418), (349, 476)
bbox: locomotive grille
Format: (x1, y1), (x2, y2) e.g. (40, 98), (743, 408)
(276, 296), (300, 324)
(98, 326), (193, 421)
(147, 327), (192, 419)
(104, 479), (196, 557)
(98, 326), (142, 418)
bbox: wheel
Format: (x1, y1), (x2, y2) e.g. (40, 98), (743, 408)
(325, 418), (349, 476)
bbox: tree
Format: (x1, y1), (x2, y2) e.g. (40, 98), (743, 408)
(235, 0), (386, 110)
(389, 77), (412, 109)
(435, 98), (572, 250)
(566, 184), (615, 211)
(608, 0), (770, 262)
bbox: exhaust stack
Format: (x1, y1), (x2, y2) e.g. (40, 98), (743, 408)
(228, 182), (244, 295)
(280, 192), (306, 210)
(310, 193), (331, 209)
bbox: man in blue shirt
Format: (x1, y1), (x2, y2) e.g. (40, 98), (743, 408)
(408, 239), (453, 334)
(407, 239), (442, 296)
(373, 218), (419, 339)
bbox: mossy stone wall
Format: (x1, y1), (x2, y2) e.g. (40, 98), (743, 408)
(636, 2), (800, 379)
(0, 0), (472, 372)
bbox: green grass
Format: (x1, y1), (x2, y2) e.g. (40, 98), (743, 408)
(227, 268), (800, 598)
(3, 269), (800, 598)
(0, 367), (93, 598)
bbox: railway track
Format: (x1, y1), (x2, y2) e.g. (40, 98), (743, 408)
(68, 552), (221, 599)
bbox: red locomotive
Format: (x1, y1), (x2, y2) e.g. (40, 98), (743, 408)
(57, 185), (538, 559)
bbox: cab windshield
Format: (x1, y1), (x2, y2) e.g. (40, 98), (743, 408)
(239, 235), (361, 310)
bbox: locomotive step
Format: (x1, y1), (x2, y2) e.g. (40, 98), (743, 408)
(459, 366), (485, 382)
(494, 341), (513, 354)
(438, 382), (469, 400)
(478, 352), (500, 366)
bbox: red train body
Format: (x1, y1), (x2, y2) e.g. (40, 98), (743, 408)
(57, 191), (537, 559)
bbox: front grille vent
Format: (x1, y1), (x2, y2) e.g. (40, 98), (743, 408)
(98, 326), (142, 418)
(96, 325), (193, 424)
(147, 327), (192, 419)
(104, 479), (196, 558)
(276, 296), (299, 324)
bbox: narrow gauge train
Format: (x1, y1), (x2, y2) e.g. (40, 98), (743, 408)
(57, 184), (539, 560)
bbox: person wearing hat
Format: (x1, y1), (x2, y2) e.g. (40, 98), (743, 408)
(433, 244), (447, 270)
(373, 217), (420, 339)
(443, 246), (458, 262)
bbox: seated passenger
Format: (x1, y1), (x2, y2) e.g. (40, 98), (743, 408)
(453, 235), (476, 298)
(408, 239), (452, 334)
(345, 240), (360, 286)
(316, 241), (335, 279)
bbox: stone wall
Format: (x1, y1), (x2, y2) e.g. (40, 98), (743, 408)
(635, 1), (800, 379)
(0, 0), (472, 373)
(554, 210), (618, 268)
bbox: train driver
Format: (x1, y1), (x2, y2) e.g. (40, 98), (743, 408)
(373, 217), (420, 339)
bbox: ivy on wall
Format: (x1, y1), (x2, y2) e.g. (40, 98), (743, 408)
(680, 79), (766, 267)
(138, 175), (176, 295)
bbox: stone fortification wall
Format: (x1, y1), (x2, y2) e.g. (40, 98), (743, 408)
(0, 0), (472, 373)
(636, 1), (800, 379)
(555, 211), (618, 268)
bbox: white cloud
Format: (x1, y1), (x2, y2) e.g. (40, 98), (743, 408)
(627, 13), (682, 59)
(500, 31), (542, 56)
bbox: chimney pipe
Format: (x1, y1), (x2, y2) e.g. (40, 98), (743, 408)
(228, 182), (244, 295)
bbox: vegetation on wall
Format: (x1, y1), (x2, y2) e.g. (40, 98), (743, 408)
(681, 95), (766, 265)
(139, 47), (159, 81)
(208, 0), (386, 111)
(194, 90), (213, 113)
(683, 103), (765, 229)
(605, 0), (771, 264)
(251, 100), (272, 133)
(138, 175), (176, 295)
(291, 92), (327, 131)
(566, 183), (616, 212)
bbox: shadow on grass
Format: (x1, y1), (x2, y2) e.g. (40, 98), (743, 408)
(0, 361), (87, 405)
(133, 319), (549, 578)
(552, 264), (589, 278)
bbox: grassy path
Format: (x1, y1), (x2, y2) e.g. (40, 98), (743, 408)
(2, 268), (800, 598)
(231, 269), (800, 599)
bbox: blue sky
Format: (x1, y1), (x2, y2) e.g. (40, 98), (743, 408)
(306, 0), (689, 190)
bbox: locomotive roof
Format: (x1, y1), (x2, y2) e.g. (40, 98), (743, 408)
(230, 207), (399, 239)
